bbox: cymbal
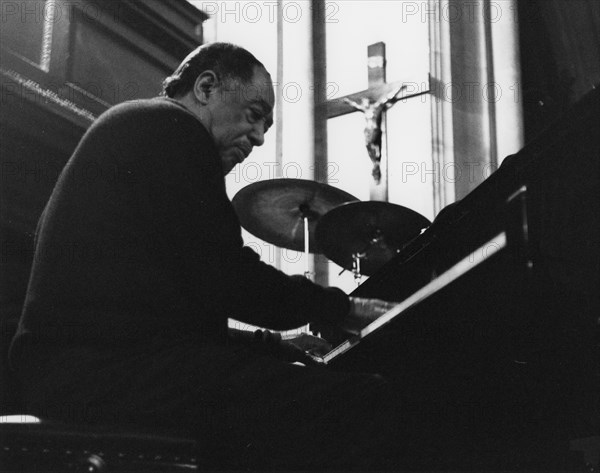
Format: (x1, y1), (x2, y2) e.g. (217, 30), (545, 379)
(316, 201), (431, 275)
(232, 178), (359, 252)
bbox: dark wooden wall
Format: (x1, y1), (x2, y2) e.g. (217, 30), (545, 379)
(518, 0), (600, 141)
(0, 0), (207, 321)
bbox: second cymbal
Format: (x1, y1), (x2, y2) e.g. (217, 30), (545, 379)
(316, 201), (431, 275)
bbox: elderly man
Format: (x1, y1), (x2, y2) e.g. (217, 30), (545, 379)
(10, 43), (407, 469)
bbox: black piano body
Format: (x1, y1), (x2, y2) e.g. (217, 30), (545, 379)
(327, 86), (600, 468)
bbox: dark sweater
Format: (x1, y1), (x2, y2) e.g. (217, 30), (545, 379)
(11, 98), (348, 358)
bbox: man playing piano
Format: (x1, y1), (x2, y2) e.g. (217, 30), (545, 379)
(10, 42), (415, 469)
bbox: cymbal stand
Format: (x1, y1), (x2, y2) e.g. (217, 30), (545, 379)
(351, 252), (366, 285)
(302, 214), (315, 336)
(303, 215), (313, 281)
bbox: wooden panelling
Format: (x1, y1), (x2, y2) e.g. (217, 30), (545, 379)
(0, 0), (46, 66)
(69, 17), (168, 106)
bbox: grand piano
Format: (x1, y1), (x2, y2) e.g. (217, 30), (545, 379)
(324, 85), (600, 468)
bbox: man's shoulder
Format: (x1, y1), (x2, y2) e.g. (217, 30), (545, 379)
(99, 97), (197, 123)
(89, 97), (212, 147)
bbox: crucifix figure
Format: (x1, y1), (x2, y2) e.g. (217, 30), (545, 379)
(343, 84), (406, 183)
(319, 42), (430, 201)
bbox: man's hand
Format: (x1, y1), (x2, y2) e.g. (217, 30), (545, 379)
(229, 327), (332, 364)
(282, 333), (332, 356)
(279, 333), (332, 365)
(339, 297), (397, 335)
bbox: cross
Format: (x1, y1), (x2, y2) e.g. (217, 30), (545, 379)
(319, 42), (430, 201)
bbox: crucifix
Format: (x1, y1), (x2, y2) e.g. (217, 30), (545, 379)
(320, 42), (430, 201)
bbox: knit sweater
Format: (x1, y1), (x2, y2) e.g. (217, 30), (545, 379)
(11, 97), (348, 358)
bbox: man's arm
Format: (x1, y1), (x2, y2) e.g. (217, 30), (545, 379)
(132, 101), (392, 336)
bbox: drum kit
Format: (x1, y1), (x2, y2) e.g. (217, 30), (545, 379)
(232, 178), (431, 282)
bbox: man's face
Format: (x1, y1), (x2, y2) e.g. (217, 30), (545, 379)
(205, 66), (274, 175)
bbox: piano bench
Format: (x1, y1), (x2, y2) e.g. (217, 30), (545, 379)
(0, 415), (199, 472)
